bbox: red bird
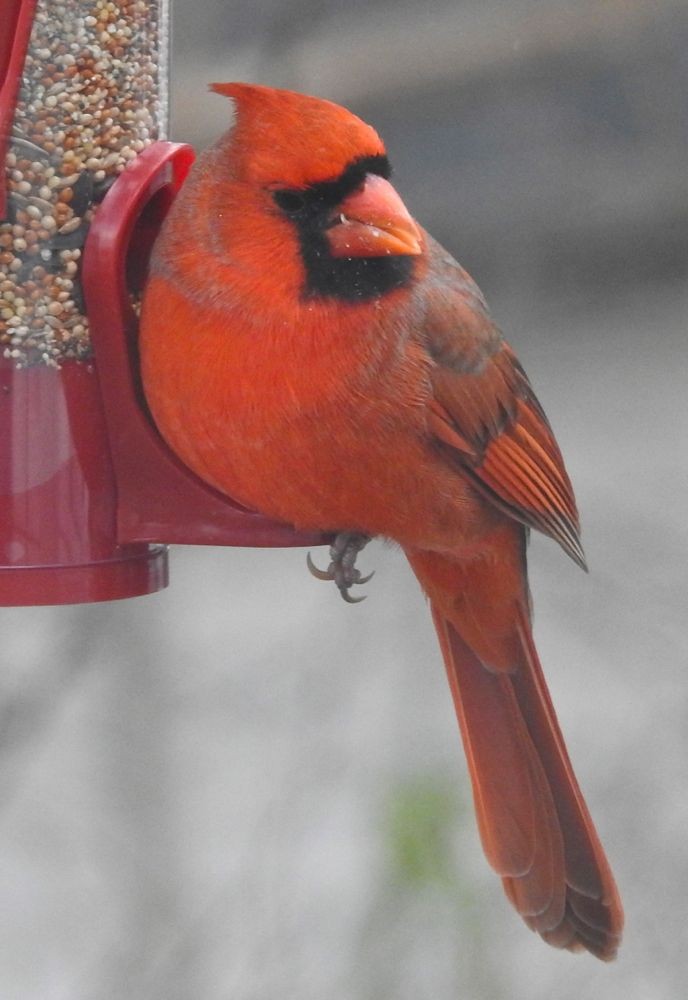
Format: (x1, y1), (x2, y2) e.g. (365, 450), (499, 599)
(140, 83), (623, 958)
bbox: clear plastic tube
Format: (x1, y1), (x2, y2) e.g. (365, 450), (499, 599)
(1, 0), (170, 366)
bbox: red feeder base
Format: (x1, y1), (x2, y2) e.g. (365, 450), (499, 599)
(0, 357), (167, 606)
(0, 547), (167, 607)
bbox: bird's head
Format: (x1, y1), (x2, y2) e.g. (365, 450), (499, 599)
(192, 83), (423, 303)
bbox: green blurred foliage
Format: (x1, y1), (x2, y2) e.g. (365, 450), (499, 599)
(384, 777), (463, 889)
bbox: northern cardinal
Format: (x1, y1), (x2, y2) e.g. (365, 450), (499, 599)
(140, 83), (623, 959)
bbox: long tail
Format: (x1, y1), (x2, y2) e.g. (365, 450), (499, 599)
(406, 545), (623, 959)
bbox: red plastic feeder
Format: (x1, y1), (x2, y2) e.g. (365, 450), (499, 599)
(0, 3), (328, 607)
(3, 0), (164, 604)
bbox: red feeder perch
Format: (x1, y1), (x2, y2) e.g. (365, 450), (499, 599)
(82, 139), (329, 551)
(0, 1), (328, 607)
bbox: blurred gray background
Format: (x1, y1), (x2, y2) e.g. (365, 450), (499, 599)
(1, 0), (687, 997)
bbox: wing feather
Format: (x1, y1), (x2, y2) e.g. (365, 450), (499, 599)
(421, 242), (584, 566)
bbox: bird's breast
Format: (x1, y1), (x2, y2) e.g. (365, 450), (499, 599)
(140, 273), (490, 549)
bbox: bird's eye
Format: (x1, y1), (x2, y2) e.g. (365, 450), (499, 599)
(273, 189), (307, 214)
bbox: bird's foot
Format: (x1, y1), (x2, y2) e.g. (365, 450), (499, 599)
(307, 532), (374, 603)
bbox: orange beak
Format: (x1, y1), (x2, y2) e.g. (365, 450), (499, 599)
(326, 174), (423, 259)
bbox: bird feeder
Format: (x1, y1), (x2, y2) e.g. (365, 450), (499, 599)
(0, 0), (327, 606)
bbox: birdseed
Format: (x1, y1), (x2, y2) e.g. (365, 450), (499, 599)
(0, 0), (169, 367)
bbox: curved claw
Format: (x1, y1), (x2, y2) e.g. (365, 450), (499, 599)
(306, 551), (333, 581)
(306, 533), (374, 603)
(340, 589), (367, 604)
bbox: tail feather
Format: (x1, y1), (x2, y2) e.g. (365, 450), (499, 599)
(512, 607), (621, 906)
(432, 611), (539, 878)
(502, 731), (566, 933)
(410, 551), (623, 959)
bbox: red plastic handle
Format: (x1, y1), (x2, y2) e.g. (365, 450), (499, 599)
(83, 141), (330, 549)
(0, 0), (37, 219)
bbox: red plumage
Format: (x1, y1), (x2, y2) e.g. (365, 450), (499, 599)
(140, 83), (623, 958)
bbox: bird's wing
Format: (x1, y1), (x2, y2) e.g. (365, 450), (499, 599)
(420, 240), (585, 568)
